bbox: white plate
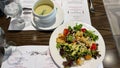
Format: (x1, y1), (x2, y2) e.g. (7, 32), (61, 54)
(31, 2), (64, 31)
(49, 21), (105, 68)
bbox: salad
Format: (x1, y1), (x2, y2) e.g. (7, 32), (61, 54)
(56, 24), (101, 67)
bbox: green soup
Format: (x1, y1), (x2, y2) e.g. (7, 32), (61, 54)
(34, 4), (53, 15)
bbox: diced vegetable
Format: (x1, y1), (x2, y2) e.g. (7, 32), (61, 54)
(63, 29), (69, 36)
(81, 28), (86, 32)
(91, 43), (97, 50)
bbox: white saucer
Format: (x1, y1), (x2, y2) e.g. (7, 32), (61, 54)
(31, 3), (64, 31)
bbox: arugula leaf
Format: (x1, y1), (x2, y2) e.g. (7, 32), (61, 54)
(56, 43), (62, 49)
(68, 26), (73, 31)
(74, 24), (83, 31)
(84, 30), (98, 41)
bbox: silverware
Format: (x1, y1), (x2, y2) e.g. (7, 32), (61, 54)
(23, 7), (32, 10)
(22, 7), (32, 14)
(89, 0), (95, 13)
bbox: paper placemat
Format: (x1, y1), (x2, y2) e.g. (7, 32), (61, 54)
(62, 0), (91, 25)
(8, 0), (91, 30)
(1, 46), (57, 68)
(1, 46), (103, 68)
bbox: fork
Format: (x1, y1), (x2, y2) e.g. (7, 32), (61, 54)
(89, 0), (95, 13)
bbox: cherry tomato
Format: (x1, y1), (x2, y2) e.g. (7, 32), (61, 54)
(91, 43), (97, 50)
(63, 29), (69, 36)
(81, 28), (86, 32)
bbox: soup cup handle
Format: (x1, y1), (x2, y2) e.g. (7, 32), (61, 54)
(33, 16), (41, 23)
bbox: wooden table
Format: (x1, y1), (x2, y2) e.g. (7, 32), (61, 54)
(0, 0), (120, 68)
